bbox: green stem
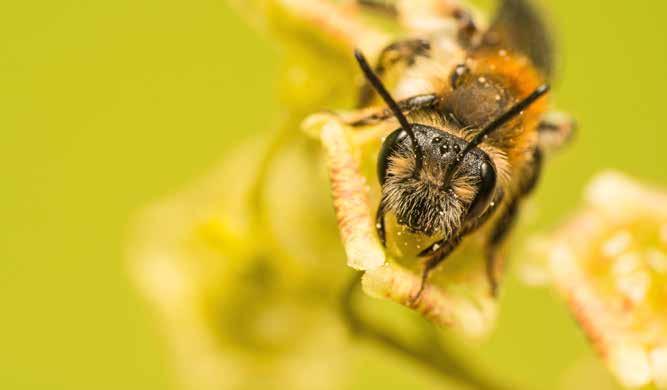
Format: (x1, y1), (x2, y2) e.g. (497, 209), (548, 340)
(340, 275), (513, 390)
(248, 117), (296, 231)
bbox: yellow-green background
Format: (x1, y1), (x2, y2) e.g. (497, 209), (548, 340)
(1, 1), (665, 389)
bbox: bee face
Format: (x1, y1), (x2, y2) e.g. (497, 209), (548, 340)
(378, 124), (497, 237)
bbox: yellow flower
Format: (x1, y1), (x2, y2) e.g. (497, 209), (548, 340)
(522, 172), (667, 389)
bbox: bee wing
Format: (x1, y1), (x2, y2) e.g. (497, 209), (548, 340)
(483, 0), (555, 79)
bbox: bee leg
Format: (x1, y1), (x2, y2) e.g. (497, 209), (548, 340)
(357, 0), (478, 46)
(521, 148), (543, 195)
(410, 235), (463, 304)
(484, 147), (543, 296)
(451, 6), (479, 46)
(375, 202), (387, 247)
(538, 111), (577, 155)
(356, 0), (397, 17)
(350, 94), (439, 126)
(484, 201), (520, 297)
(358, 39), (432, 107)
(394, 0), (479, 44)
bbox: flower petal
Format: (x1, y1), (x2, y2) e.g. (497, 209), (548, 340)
(315, 115), (386, 270)
(522, 171), (667, 388)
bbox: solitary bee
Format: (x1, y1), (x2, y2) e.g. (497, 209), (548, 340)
(346, 0), (575, 299)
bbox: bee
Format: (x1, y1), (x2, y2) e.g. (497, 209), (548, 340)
(347, 0), (575, 299)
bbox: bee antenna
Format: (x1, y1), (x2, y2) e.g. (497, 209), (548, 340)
(354, 49), (424, 175)
(458, 84), (550, 161)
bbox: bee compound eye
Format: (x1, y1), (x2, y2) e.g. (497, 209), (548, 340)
(377, 128), (409, 185)
(466, 160), (497, 221)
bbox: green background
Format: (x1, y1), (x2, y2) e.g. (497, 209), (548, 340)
(1, 0), (665, 389)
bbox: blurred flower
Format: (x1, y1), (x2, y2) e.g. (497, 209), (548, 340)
(128, 136), (352, 390)
(521, 172), (667, 389)
(128, 0), (375, 385)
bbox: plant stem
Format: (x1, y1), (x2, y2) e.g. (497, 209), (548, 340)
(340, 275), (513, 390)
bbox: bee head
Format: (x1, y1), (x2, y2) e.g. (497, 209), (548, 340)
(377, 125), (497, 236)
(354, 49), (548, 239)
